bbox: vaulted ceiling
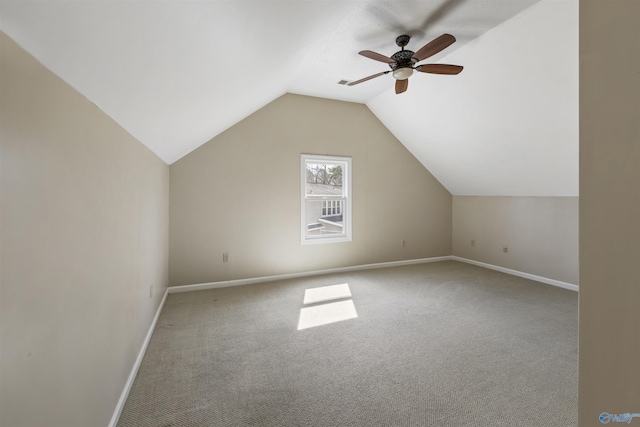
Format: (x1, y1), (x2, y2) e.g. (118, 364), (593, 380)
(0, 0), (577, 196)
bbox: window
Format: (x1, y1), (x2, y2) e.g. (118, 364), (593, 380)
(301, 154), (352, 244)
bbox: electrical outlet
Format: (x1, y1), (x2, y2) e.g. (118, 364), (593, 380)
(223, 253), (229, 263)
(471, 239), (476, 247)
(503, 245), (509, 253)
(401, 240), (406, 247)
(150, 284), (153, 299)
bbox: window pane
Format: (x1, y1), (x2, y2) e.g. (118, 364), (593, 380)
(305, 199), (346, 238)
(305, 163), (344, 197)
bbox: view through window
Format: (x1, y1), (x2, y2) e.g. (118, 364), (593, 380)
(301, 155), (352, 244)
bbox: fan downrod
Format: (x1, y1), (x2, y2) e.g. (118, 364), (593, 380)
(391, 35), (416, 69)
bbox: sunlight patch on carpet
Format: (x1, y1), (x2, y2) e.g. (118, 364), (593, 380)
(297, 299), (358, 330)
(303, 283), (352, 304)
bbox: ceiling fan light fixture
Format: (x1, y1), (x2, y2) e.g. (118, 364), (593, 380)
(351, 34), (462, 93)
(392, 67), (414, 80)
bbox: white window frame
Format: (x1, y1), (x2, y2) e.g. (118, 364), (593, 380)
(301, 154), (352, 245)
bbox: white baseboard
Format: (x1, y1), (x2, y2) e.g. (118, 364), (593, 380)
(167, 255), (578, 294)
(108, 288), (169, 427)
(168, 256), (453, 293)
(451, 256), (579, 292)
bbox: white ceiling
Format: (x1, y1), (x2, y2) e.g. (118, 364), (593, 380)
(0, 0), (578, 196)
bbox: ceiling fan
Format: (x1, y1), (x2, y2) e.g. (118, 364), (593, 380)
(348, 34), (463, 94)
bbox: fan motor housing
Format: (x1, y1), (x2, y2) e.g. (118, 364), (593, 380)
(389, 50), (417, 70)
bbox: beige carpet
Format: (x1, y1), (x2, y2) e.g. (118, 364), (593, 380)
(117, 261), (578, 426)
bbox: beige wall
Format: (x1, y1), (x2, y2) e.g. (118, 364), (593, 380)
(579, 1), (640, 425)
(452, 196), (579, 285)
(0, 33), (169, 427)
(169, 93), (452, 285)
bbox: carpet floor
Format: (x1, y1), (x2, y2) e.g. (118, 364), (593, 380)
(117, 261), (578, 426)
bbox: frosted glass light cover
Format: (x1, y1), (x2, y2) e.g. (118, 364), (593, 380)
(392, 67), (414, 80)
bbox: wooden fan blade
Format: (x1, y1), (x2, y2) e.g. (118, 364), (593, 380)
(358, 50), (395, 64)
(411, 34), (456, 62)
(347, 71), (390, 86)
(418, 64), (463, 75)
(395, 79), (408, 94)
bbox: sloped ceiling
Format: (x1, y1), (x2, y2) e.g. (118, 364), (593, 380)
(0, 0), (577, 196)
(368, 0), (578, 196)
